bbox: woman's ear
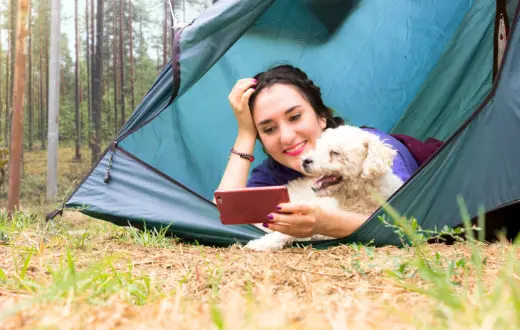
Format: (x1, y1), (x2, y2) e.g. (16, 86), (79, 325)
(319, 116), (327, 130)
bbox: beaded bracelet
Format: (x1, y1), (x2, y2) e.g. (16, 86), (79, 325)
(230, 148), (255, 162)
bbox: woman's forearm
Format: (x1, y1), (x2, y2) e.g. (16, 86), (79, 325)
(216, 131), (257, 192)
(317, 207), (369, 238)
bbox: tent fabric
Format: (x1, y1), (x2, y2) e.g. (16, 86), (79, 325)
(58, 0), (520, 247)
(117, 0), (275, 141)
(318, 4), (520, 247)
(392, 0), (518, 141)
(390, 0), (496, 141)
(66, 147), (265, 246)
(119, 0), (473, 202)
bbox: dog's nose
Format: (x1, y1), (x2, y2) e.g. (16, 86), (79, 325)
(302, 158), (313, 168)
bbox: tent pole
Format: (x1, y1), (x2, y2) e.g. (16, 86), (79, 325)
(167, 0), (175, 28)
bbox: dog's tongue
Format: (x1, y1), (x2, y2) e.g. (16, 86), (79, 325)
(315, 175), (340, 185)
(312, 175), (342, 191)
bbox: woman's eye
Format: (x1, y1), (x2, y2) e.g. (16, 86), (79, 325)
(263, 127), (276, 134)
(289, 114), (301, 121)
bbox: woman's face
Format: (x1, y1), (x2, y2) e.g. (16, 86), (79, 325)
(252, 83), (327, 173)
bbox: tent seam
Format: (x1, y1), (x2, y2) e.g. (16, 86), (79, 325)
(115, 146), (218, 208)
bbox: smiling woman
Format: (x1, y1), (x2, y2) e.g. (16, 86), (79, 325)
(215, 64), (418, 240)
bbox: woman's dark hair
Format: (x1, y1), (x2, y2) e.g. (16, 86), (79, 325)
(248, 64), (344, 129)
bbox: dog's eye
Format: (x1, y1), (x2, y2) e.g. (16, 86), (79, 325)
(330, 150), (340, 157)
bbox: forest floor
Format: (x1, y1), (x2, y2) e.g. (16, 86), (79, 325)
(0, 146), (518, 329)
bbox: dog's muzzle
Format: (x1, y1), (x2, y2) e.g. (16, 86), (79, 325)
(301, 158), (313, 171)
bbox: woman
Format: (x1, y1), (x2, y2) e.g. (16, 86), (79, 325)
(215, 65), (418, 239)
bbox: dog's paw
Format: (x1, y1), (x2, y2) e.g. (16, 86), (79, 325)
(244, 232), (293, 251)
(244, 239), (278, 251)
(244, 238), (285, 251)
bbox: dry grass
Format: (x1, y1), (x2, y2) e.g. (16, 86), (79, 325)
(0, 143), (92, 208)
(0, 211), (518, 330)
(0, 146), (519, 329)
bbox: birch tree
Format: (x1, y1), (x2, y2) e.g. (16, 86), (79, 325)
(74, 0), (81, 160)
(46, 0), (60, 201)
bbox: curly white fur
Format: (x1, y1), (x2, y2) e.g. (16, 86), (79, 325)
(245, 125), (405, 251)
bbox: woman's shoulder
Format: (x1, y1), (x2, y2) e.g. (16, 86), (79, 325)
(360, 126), (419, 179)
(360, 127), (409, 152)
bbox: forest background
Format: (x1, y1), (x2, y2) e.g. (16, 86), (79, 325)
(0, 0), (212, 204)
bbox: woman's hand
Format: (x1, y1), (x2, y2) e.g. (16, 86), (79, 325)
(264, 202), (326, 238)
(228, 78), (258, 137)
(265, 202), (369, 239)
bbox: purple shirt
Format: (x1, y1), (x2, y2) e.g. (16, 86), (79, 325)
(246, 128), (419, 187)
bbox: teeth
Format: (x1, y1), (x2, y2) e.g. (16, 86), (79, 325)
(285, 142), (305, 153)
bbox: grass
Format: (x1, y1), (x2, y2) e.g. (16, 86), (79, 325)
(0, 142), (92, 209)
(0, 146), (519, 329)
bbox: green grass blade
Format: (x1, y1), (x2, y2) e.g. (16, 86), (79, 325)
(0, 267), (7, 282)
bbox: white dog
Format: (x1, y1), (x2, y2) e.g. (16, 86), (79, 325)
(245, 125), (405, 251)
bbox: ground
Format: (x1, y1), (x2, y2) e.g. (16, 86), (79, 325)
(0, 146), (518, 329)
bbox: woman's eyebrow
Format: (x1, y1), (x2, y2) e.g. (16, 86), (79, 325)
(257, 105), (300, 126)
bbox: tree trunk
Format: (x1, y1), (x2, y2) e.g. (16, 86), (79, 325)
(4, 2), (11, 144)
(6, 0), (18, 147)
(39, 0), (45, 150)
(45, 0), (50, 150)
(103, 64), (108, 140)
(85, 0), (91, 151)
(7, 0), (29, 214)
(138, 15), (143, 99)
(4, 48), (9, 145)
(74, 0), (81, 160)
(162, 0), (167, 67)
(128, 0), (135, 111)
(112, 0), (118, 135)
(0, 23), (3, 142)
(105, 66), (111, 134)
(28, 0), (33, 151)
(167, 0), (174, 58)
(91, 0), (104, 165)
(46, 0), (61, 202)
(119, 0), (125, 127)
(89, 0), (95, 154)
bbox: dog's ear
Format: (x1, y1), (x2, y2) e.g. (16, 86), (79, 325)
(361, 134), (397, 180)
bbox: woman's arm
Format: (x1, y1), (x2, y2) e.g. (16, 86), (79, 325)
(265, 202), (369, 238)
(216, 131), (257, 190)
(213, 78), (258, 203)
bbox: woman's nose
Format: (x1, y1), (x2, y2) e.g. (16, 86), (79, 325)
(280, 126), (296, 145)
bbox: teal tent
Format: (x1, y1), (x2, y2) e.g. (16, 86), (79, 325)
(50, 0), (520, 246)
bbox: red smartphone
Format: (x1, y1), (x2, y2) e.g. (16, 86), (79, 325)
(214, 186), (290, 225)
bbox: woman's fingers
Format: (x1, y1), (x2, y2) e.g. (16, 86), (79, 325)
(230, 79), (257, 100)
(240, 87), (256, 108)
(276, 202), (315, 215)
(265, 222), (313, 238)
(227, 78), (258, 135)
(268, 211), (311, 225)
(228, 79), (257, 117)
